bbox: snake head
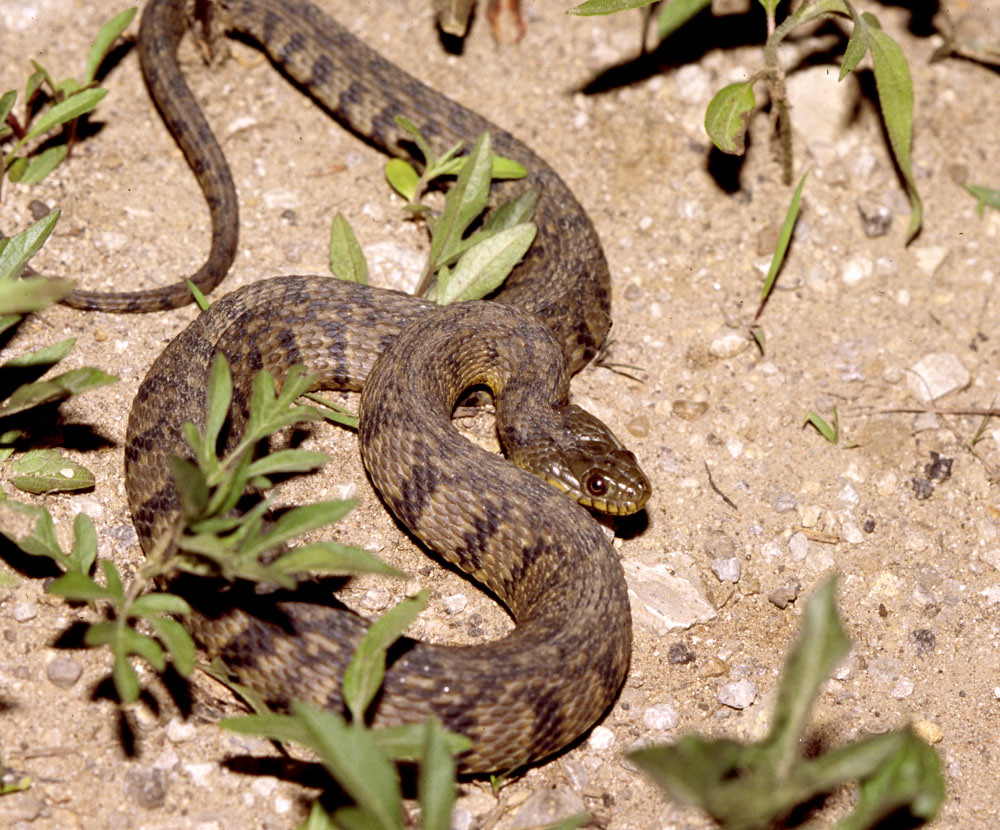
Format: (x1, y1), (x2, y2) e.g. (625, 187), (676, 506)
(511, 403), (651, 516)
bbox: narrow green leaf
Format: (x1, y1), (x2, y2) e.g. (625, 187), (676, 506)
(19, 144), (69, 184)
(0, 90), (15, 125)
(101, 558), (125, 602)
(962, 183), (1000, 216)
(369, 723), (472, 761)
(329, 213), (369, 283)
(24, 67), (46, 105)
(245, 449), (328, 480)
(864, 13), (921, 241)
(704, 82), (756, 155)
(10, 449), (95, 493)
(481, 186), (539, 234)
(2, 336), (75, 368)
(428, 131), (493, 271)
(300, 800), (337, 830)
(273, 541), (406, 579)
(569, 0), (657, 14)
(804, 411), (838, 444)
(756, 170), (807, 319)
(385, 158), (419, 202)
(490, 155), (527, 180)
(83, 8), (137, 85)
(435, 223), (536, 305)
(202, 353), (232, 468)
(5, 157), (28, 182)
(305, 392), (359, 429)
(658, 0), (711, 39)
(393, 116), (436, 166)
(342, 591), (428, 722)
(839, 3), (869, 79)
(0, 210), (60, 282)
(0, 366), (117, 417)
(418, 718), (457, 830)
(243, 499), (357, 558)
(221, 710), (313, 746)
(186, 279), (210, 310)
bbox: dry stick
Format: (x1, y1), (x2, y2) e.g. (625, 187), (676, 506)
(705, 462), (738, 511)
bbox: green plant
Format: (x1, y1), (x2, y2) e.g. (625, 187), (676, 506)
(569, 0), (922, 240)
(330, 121), (538, 306)
(630, 577), (944, 829)
(0, 212), (117, 490)
(1, 8), (135, 195)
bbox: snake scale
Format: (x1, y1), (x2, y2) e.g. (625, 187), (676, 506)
(121, 0), (650, 771)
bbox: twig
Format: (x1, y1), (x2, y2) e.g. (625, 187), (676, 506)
(705, 462), (737, 511)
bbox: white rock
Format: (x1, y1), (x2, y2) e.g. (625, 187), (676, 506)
(718, 679), (757, 710)
(623, 560), (717, 634)
(588, 725), (615, 750)
(982, 585), (1000, 605)
(643, 703), (679, 732)
(907, 353), (971, 401)
(913, 246), (950, 275)
(13, 602), (36, 622)
(785, 65), (859, 143)
(788, 532), (810, 561)
(442, 593), (468, 615)
(841, 256), (873, 285)
(166, 717), (197, 743)
(891, 678), (915, 699)
(842, 522), (865, 544)
(712, 557), (742, 583)
(709, 327), (749, 358)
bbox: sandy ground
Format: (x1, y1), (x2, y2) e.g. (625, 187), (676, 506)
(1, 0), (999, 827)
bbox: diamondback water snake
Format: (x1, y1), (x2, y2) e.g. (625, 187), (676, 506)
(121, 0), (650, 771)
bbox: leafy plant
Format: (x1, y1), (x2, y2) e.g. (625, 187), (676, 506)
(329, 120), (538, 306)
(0, 212), (117, 488)
(569, 0), (922, 240)
(630, 577), (944, 829)
(1, 8), (135, 195)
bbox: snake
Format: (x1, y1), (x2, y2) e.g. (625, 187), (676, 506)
(120, 0), (650, 772)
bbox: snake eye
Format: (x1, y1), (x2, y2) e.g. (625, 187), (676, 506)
(584, 472), (609, 497)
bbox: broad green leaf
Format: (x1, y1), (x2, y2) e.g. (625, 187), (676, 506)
(0, 90), (15, 125)
(20, 144), (69, 184)
(5, 157), (28, 182)
(49, 570), (109, 603)
(202, 353), (232, 468)
(393, 115), (437, 166)
(864, 13), (921, 241)
(24, 66), (47, 105)
(0, 276), (75, 315)
(490, 155), (527, 180)
(0, 366), (118, 417)
(704, 82), (756, 154)
(329, 213), (368, 283)
(385, 158), (419, 201)
(305, 392), (359, 429)
(112, 653), (140, 703)
(10, 449), (95, 494)
(0, 500), (64, 559)
(170, 456), (209, 519)
(296, 705), (404, 830)
(2, 336), (75, 368)
(130, 592), (192, 616)
(221, 711), (313, 746)
(101, 558), (125, 602)
(963, 183), (1000, 216)
(342, 591), (428, 722)
(434, 223), (536, 304)
(146, 616), (197, 675)
(119, 626), (167, 671)
(4, 88), (107, 159)
(68, 511), (97, 574)
(274, 541), (406, 579)
(369, 723), (472, 761)
(418, 718), (457, 830)
(0, 210), (60, 282)
(568, 0), (657, 14)
(84, 8), (137, 85)
(658, 0), (710, 40)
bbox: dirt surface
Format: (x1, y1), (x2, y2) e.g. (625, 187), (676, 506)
(1, 0), (999, 827)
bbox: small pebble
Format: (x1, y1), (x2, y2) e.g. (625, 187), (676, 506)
(643, 703), (679, 732)
(913, 719), (943, 744)
(712, 557), (741, 583)
(891, 678), (915, 699)
(842, 522), (865, 545)
(442, 594), (467, 615)
(166, 717), (197, 743)
(667, 642), (695, 665)
(768, 581), (800, 609)
(46, 656), (82, 689)
(772, 492), (798, 513)
(13, 602), (36, 623)
(911, 629), (936, 657)
(626, 414), (650, 438)
(841, 256), (873, 285)
(360, 587), (391, 612)
(588, 726), (615, 750)
(913, 246), (949, 276)
(123, 767), (167, 809)
(709, 327), (749, 359)
(184, 762), (216, 785)
(511, 786), (586, 829)
(718, 679), (757, 710)
(788, 532), (810, 561)
(907, 353), (970, 401)
(856, 196), (893, 237)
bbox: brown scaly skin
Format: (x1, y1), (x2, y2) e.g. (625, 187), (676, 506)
(121, 0), (648, 772)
